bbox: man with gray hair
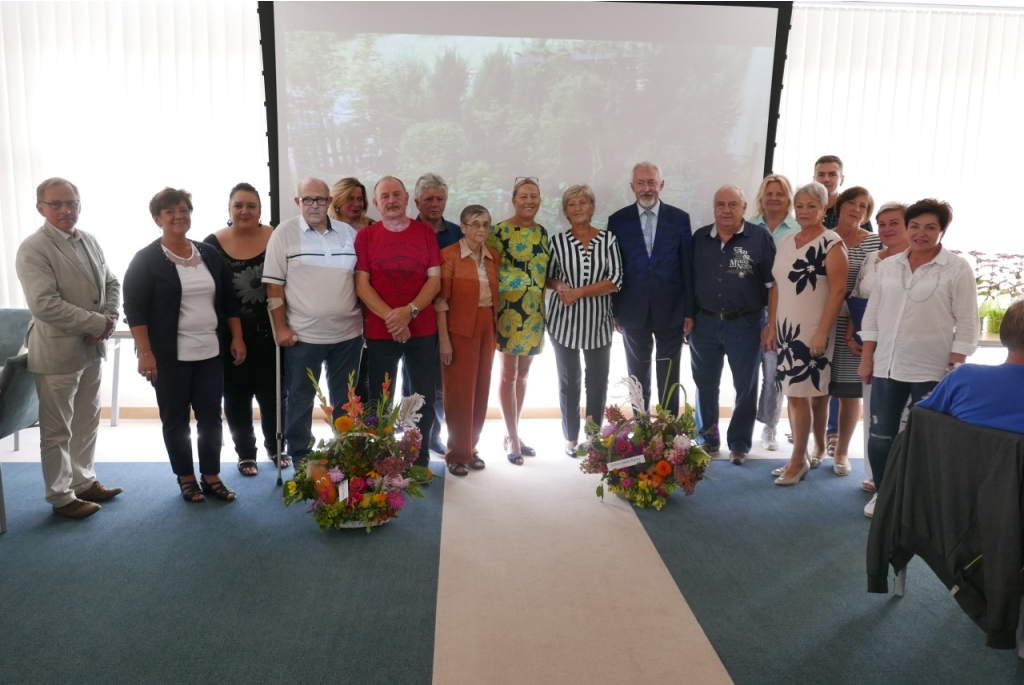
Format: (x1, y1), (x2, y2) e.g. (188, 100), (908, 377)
(917, 298), (1024, 433)
(410, 172), (461, 453)
(263, 177), (363, 468)
(16, 178), (122, 519)
(689, 185), (777, 464)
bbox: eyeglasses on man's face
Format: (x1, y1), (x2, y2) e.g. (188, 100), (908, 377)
(300, 196), (328, 206)
(41, 200), (80, 210)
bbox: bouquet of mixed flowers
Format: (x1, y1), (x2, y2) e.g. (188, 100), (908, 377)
(283, 370), (431, 532)
(578, 377), (710, 510)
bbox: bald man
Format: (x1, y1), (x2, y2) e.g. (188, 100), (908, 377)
(689, 186), (777, 464)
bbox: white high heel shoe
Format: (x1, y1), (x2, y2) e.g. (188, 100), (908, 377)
(774, 460), (810, 486)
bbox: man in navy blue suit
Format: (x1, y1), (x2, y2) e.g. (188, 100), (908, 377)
(608, 162), (695, 416)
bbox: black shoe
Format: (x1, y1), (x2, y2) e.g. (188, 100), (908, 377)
(702, 443), (721, 455)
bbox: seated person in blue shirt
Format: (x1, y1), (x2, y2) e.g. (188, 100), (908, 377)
(917, 298), (1024, 433)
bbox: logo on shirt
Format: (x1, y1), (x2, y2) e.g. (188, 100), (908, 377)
(728, 246), (754, 278)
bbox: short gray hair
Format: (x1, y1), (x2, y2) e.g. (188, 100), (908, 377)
(37, 177), (79, 203)
(296, 177), (329, 198)
(561, 184), (596, 217)
(414, 173), (448, 200)
(714, 184), (747, 205)
(1000, 299), (1024, 353)
(794, 181), (828, 208)
(632, 161), (661, 179)
(373, 175), (407, 196)
(875, 202), (908, 221)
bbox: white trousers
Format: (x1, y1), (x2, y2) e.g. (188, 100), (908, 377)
(34, 360), (102, 507)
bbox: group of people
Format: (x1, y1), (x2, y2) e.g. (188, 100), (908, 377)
(15, 155), (1021, 518)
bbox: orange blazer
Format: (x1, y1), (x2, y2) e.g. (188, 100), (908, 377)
(439, 243), (500, 338)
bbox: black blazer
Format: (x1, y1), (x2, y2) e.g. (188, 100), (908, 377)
(123, 239), (241, 362)
(607, 202), (695, 330)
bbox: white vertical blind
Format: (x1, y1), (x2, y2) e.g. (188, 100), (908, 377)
(776, 4), (1024, 254)
(0, 1), (267, 307)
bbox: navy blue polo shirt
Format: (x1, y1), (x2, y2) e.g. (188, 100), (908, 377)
(692, 220), (776, 315)
(419, 216), (463, 250)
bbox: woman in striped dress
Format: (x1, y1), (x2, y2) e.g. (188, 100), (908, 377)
(828, 187), (881, 476)
(546, 185), (623, 457)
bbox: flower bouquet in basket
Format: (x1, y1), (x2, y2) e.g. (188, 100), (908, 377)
(579, 376), (710, 510)
(283, 370), (431, 532)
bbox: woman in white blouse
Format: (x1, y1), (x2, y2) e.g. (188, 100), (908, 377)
(546, 185), (623, 457)
(858, 199), (978, 515)
(124, 188), (245, 503)
(849, 202), (909, 493)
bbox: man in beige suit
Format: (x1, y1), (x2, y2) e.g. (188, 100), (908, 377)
(15, 178), (123, 519)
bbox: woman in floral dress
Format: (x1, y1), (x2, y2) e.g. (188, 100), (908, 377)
(767, 182), (849, 486)
(487, 178), (550, 464)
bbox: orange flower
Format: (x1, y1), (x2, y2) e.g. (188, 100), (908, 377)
(373, 493), (386, 505)
(651, 474), (665, 487)
(655, 460), (673, 476)
(382, 374), (392, 400)
(320, 459), (328, 465)
(334, 416), (354, 432)
(384, 426), (393, 434)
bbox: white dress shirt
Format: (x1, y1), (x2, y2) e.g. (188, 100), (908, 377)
(860, 246), (979, 382)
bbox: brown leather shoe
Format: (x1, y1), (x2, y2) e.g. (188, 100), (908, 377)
(53, 499), (101, 519)
(77, 481), (123, 502)
(729, 450), (749, 465)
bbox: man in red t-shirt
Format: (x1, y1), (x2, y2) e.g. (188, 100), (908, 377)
(355, 176), (442, 467)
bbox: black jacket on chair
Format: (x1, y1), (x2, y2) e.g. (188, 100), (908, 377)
(123, 239), (240, 362)
(866, 407), (1024, 649)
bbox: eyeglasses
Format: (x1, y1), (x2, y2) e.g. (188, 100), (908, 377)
(300, 197), (328, 206)
(514, 177), (539, 186)
(462, 221), (490, 230)
(41, 200), (80, 210)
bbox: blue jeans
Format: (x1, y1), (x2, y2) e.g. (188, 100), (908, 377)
(283, 337), (363, 462)
(366, 334), (439, 467)
(756, 349), (783, 429)
(690, 310), (763, 453)
(826, 395), (839, 435)
(866, 377), (938, 489)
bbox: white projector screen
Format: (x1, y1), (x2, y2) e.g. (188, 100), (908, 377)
(268, 1), (784, 230)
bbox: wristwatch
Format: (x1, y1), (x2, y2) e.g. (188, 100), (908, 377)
(409, 304), (420, 318)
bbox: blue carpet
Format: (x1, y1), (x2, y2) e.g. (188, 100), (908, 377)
(636, 459), (1024, 685)
(0, 462), (444, 685)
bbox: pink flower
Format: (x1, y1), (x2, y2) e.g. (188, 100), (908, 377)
(327, 467), (344, 483)
(600, 423), (616, 438)
(349, 477), (366, 493)
(673, 435), (691, 451)
(385, 491), (405, 510)
(621, 477), (634, 488)
(615, 439), (631, 455)
(599, 464), (607, 473)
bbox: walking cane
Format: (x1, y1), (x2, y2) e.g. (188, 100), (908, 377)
(267, 303), (285, 487)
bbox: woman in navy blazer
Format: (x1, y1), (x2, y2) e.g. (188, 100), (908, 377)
(124, 188), (243, 503)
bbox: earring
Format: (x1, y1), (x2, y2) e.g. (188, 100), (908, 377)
(227, 219), (233, 227)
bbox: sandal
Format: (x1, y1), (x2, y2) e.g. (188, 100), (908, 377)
(504, 436), (536, 457)
(447, 463), (469, 477)
(200, 477), (236, 502)
(468, 456), (486, 470)
(833, 461), (851, 476)
(270, 453), (292, 469)
(507, 453), (524, 466)
(862, 479), (876, 493)
(826, 434), (838, 458)
(237, 459), (258, 477)
(176, 476), (205, 503)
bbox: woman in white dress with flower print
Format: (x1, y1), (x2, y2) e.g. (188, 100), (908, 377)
(766, 182), (849, 486)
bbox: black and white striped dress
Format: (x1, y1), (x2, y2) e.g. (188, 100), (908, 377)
(830, 232), (882, 397)
(546, 229), (623, 350)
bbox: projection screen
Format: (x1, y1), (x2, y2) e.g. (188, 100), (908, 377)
(262, 1), (791, 230)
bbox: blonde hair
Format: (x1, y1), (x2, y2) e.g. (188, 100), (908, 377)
(561, 184), (596, 217)
(752, 174), (793, 218)
(329, 177), (370, 225)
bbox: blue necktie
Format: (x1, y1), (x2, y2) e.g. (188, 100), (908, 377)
(643, 210), (654, 255)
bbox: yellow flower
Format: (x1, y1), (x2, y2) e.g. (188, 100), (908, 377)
(286, 481), (297, 494)
(334, 416), (354, 432)
(638, 481), (648, 490)
(373, 493), (386, 505)
(603, 435), (615, 448)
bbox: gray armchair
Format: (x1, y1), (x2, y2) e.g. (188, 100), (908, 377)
(0, 354), (40, 534)
(0, 308), (32, 452)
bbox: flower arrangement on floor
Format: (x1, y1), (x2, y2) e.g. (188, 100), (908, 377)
(283, 370), (431, 532)
(966, 251), (1024, 333)
(578, 377), (710, 510)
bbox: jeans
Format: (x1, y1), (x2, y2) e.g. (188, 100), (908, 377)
(152, 355), (224, 477)
(283, 337), (363, 463)
(551, 339), (612, 442)
(620, 317), (684, 416)
(827, 395), (839, 435)
(866, 377), (938, 489)
(689, 310), (763, 453)
(366, 334), (439, 467)
(756, 349), (783, 429)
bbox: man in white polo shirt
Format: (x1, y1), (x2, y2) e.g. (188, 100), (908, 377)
(264, 177), (363, 467)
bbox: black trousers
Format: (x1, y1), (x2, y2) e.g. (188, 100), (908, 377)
(153, 355), (224, 477)
(552, 339), (612, 442)
(222, 343), (278, 462)
(620, 316), (684, 416)
(367, 334), (438, 467)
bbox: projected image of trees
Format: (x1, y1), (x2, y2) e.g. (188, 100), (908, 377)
(282, 33), (755, 228)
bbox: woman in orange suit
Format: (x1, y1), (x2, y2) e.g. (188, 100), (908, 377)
(435, 205), (500, 476)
